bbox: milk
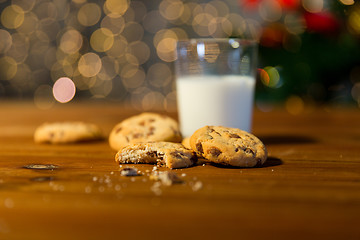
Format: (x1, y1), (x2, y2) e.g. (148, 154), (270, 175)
(176, 75), (255, 137)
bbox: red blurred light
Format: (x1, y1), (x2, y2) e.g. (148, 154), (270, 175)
(278, 0), (300, 10)
(239, 0), (261, 11)
(304, 11), (341, 34)
(240, 0), (299, 11)
(260, 24), (285, 47)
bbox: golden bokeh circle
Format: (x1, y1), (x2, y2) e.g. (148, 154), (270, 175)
(156, 38), (177, 62)
(126, 41), (150, 65)
(106, 35), (128, 58)
(78, 52), (102, 77)
(12, 0), (36, 12)
(90, 28), (114, 52)
(0, 29), (12, 54)
(147, 63), (172, 88)
(77, 3), (102, 26)
(60, 29), (83, 54)
(0, 56), (18, 80)
(1, 5), (25, 29)
(101, 13), (125, 36)
(159, 0), (184, 21)
(104, 0), (129, 15)
(16, 12), (38, 35)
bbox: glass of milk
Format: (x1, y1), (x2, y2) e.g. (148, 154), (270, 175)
(174, 38), (258, 137)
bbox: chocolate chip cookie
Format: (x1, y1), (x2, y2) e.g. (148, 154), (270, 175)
(109, 112), (182, 150)
(115, 142), (197, 169)
(34, 122), (103, 144)
(189, 126), (267, 167)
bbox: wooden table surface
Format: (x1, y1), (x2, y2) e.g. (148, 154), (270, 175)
(0, 101), (359, 240)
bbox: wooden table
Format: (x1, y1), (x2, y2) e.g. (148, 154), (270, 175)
(0, 101), (359, 240)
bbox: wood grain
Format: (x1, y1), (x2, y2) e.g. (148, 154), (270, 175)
(0, 101), (359, 240)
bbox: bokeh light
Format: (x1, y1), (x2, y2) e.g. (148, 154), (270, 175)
(0, 29), (12, 54)
(0, 56), (17, 80)
(90, 28), (114, 52)
(104, 0), (129, 15)
(53, 77), (76, 103)
(78, 53), (102, 78)
(347, 4), (360, 35)
(77, 3), (102, 27)
(12, 0), (36, 12)
(259, 0), (283, 22)
(156, 38), (177, 62)
(60, 29), (83, 54)
(302, 0), (324, 13)
(285, 95), (305, 115)
(1, 5), (25, 29)
(101, 14), (125, 36)
(159, 0), (184, 21)
(260, 66), (282, 88)
(339, 0), (354, 5)
(34, 84), (54, 109)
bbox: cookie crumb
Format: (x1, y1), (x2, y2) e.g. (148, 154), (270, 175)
(192, 181), (203, 192)
(114, 184), (121, 191)
(98, 186), (105, 192)
(120, 167), (139, 176)
(150, 171), (183, 186)
(84, 186), (92, 193)
(150, 182), (162, 195)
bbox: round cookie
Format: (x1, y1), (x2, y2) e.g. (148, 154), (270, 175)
(109, 112), (182, 151)
(189, 126), (267, 167)
(34, 122), (103, 144)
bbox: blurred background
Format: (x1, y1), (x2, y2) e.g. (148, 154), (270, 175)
(0, 0), (359, 113)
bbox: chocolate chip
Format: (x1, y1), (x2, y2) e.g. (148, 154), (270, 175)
(146, 151), (157, 158)
(196, 143), (203, 154)
(147, 126), (155, 136)
(115, 127), (122, 133)
(132, 133), (142, 139)
(208, 147), (222, 157)
(170, 151), (185, 159)
(245, 148), (255, 156)
(208, 128), (221, 136)
(139, 121), (145, 126)
(229, 133), (241, 138)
